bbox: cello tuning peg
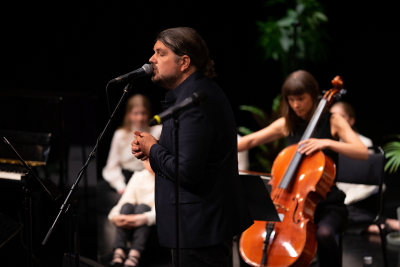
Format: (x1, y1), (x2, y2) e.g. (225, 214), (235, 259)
(334, 94), (342, 101)
(339, 88), (347, 95)
(322, 90), (327, 93)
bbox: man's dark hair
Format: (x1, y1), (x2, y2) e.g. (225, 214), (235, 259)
(157, 27), (216, 78)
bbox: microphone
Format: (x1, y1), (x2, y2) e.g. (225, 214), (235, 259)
(109, 64), (153, 84)
(149, 91), (207, 126)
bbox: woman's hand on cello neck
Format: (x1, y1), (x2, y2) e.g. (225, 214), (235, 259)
(298, 138), (332, 155)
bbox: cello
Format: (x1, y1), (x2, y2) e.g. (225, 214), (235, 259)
(239, 76), (345, 267)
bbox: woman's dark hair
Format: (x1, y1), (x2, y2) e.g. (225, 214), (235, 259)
(156, 27), (216, 78)
(281, 70), (320, 134)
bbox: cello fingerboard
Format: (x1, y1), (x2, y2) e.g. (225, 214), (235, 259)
(278, 99), (327, 189)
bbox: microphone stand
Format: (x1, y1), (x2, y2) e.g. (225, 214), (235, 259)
(152, 92), (206, 267)
(42, 82), (134, 267)
(172, 111), (181, 267)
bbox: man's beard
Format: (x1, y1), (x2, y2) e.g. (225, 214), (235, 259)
(151, 70), (181, 90)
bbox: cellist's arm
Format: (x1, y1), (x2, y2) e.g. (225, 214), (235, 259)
(238, 117), (286, 152)
(298, 113), (368, 160)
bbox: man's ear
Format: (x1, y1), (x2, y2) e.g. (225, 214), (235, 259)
(180, 55), (191, 72)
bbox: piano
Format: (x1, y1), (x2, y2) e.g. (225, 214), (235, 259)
(0, 89), (97, 184)
(0, 90), (97, 266)
(0, 130), (51, 181)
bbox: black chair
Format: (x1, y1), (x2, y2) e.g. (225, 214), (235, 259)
(337, 146), (388, 267)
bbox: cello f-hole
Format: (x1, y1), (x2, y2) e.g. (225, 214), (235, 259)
(292, 197), (300, 224)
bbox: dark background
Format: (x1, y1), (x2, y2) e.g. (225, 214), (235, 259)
(1, 1), (399, 148)
(1, 1), (399, 264)
(2, 0), (399, 203)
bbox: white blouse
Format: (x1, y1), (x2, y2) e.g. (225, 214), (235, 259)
(108, 168), (156, 226)
(102, 125), (162, 191)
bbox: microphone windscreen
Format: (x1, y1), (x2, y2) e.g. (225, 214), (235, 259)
(142, 64), (153, 75)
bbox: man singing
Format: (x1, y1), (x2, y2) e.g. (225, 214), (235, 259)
(131, 27), (253, 266)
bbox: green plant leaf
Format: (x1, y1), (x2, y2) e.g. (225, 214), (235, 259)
(272, 94), (282, 112)
(383, 140), (400, 173)
(296, 3), (305, 14)
(238, 126), (253, 136)
(279, 32), (291, 52)
(258, 144), (268, 152)
(239, 105), (263, 116)
(385, 155), (400, 173)
(384, 134), (400, 140)
(272, 52), (279, 61)
(277, 16), (295, 27)
(313, 11), (328, 22)
(239, 105), (268, 125)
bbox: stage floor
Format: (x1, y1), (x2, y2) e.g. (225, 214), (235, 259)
(57, 147), (400, 267)
(231, 232), (400, 267)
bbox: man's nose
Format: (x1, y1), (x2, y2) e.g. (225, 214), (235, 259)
(149, 54), (156, 63)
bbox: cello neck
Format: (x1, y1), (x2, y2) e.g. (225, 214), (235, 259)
(278, 98), (328, 189)
(299, 98), (328, 142)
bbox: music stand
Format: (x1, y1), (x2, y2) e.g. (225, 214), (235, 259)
(2, 137), (61, 267)
(239, 174), (279, 222)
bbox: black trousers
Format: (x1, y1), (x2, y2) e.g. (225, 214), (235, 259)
(314, 186), (349, 267)
(347, 192), (385, 226)
(171, 241), (231, 267)
(113, 203), (151, 254)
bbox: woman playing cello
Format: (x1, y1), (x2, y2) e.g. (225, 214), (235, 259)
(238, 70), (368, 267)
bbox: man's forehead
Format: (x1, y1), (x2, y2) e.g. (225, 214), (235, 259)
(153, 40), (169, 51)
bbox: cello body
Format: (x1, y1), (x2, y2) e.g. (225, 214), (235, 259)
(239, 144), (336, 267)
(239, 76), (344, 266)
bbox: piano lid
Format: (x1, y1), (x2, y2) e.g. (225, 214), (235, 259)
(0, 130), (51, 165)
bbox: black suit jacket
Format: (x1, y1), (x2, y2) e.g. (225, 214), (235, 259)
(149, 70), (253, 248)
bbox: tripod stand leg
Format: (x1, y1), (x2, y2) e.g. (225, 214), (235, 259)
(72, 199), (80, 267)
(23, 188), (33, 267)
(260, 222), (275, 266)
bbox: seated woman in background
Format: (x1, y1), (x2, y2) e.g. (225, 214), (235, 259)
(103, 94), (162, 194)
(331, 101), (399, 233)
(108, 159), (155, 267)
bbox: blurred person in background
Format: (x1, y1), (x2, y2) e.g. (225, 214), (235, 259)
(108, 159), (155, 267)
(103, 94), (162, 195)
(331, 101), (399, 233)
